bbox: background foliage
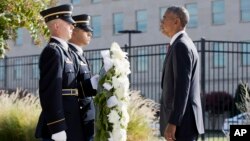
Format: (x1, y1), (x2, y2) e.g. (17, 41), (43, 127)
(0, 90), (161, 141)
(0, 89), (41, 141)
(0, 0), (56, 58)
(205, 91), (233, 114)
(233, 82), (250, 116)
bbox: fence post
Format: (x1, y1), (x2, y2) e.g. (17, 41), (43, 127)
(200, 38), (206, 141)
(4, 56), (8, 89)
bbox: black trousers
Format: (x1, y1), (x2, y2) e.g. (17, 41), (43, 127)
(83, 120), (94, 141)
(41, 120), (94, 141)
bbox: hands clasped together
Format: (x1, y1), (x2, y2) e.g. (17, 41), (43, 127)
(164, 123), (176, 141)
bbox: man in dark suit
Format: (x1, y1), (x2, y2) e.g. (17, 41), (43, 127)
(68, 14), (97, 141)
(159, 6), (204, 141)
(35, 4), (85, 141)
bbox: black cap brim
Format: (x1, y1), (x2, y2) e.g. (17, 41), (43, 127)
(77, 25), (93, 32)
(62, 17), (75, 24)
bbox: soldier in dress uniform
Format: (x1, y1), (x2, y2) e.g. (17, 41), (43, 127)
(68, 14), (97, 141)
(35, 4), (85, 141)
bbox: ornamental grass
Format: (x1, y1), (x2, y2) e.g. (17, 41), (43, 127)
(127, 91), (162, 141)
(0, 89), (162, 141)
(0, 89), (40, 141)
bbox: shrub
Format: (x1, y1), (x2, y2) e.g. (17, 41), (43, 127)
(233, 82), (250, 116)
(0, 89), (41, 141)
(205, 91), (233, 114)
(127, 91), (160, 141)
(0, 89), (162, 141)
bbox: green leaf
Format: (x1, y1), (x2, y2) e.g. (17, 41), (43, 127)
(0, 0), (54, 57)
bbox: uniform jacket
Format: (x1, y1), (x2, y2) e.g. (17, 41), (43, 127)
(35, 38), (84, 141)
(69, 44), (96, 121)
(159, 33), (205, 137)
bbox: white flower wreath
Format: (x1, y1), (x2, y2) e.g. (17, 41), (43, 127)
(94, 42), (131, 141)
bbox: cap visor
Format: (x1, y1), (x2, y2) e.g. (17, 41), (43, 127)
(62, 17), (76, 24)
(85, 26), (93, 32)
(78, 25), (93, 32)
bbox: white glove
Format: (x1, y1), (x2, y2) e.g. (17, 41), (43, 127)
(91, 74), (100, 90)
(51, 130), (67, 141)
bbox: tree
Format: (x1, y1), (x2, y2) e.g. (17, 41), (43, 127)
(0, 0), (57, 58)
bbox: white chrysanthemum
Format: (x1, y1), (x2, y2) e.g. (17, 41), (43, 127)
(112, 126), (123, 141)
(110, 42), (127, 60)
(111, 127), (127, 141)
(108, 132), (114, 141)
(114, 88), (125, 100)
(108, 110), (120, 124)
(123, 60), (131, 75)
(121, 110), (129, 127)
(116, 102), (129, 126)
(111, 77), (121, 89)
(113, 59), (131, 75)
(119, 75), (130, 89)
(114, 89), (129, 101)
(112, 76), (129, 90)
(120, 129), (127, 141)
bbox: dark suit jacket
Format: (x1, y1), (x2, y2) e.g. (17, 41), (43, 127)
(35, 38), (84, 141)
(160, 33), (205, 138)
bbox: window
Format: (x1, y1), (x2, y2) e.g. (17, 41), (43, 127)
(213, 42), (226, 67)
(240, 0), (250, 22)
(32, 58), (39, 79)
(16, 28), (23, 46)
(91, 53), (102, 74)
(91, 0), (101, 3)
(91, 16), (101, 38)
(14, 60), (22, 80)
(186, 3), (198, 28)
(242, 43), (250, 66)
(136, 49), (148, 72)
(212, 0), (225, 25)
(71, 0), (80, 4)
(0, 60), (5, 81)
(136, 10), (147, 32)
(113, 13), (124, 34)
(160, 7), (168, 20)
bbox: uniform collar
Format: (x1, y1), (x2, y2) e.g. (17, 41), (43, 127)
(51, 36), (68, 51)
(170, 30), (185, 45)
(68, 42), (83, 55)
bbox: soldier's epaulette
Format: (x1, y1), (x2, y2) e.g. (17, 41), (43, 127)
(48, 42), (65, 69)
(48, 43), (60, 48)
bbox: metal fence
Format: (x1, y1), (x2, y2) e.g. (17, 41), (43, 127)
(1, 39), (250, 140)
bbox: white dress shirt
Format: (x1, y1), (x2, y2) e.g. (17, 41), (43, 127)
(170, 30), (186, 45)
(51, 36), (69, 51)
(68, 43), (83, 55)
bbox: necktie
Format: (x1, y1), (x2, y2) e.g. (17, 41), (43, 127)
(166, 43), (171, 55)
